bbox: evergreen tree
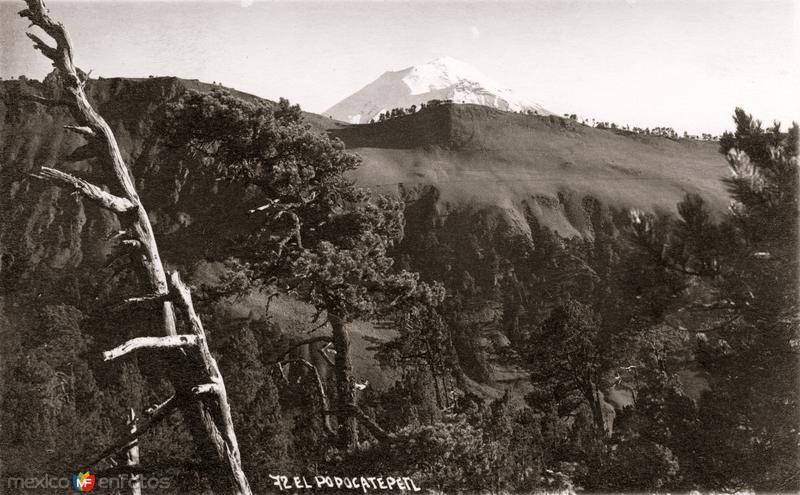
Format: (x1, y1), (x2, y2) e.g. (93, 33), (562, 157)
(0, 305), (112, 479)
(628, 109), (799, 490)
(692, 110), (798, 490)
(163, 90), (443, 451)
(526, 299), (611, 434)
(219, 327), (290, 490)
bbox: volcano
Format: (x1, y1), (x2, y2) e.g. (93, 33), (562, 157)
(326, 56), (553, 124)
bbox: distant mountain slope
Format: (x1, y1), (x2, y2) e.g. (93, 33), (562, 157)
(0, 74), (728, 276)
(330, 103), (730, 238)
(326, 57), (551, 124)
(0, 75), (729, 401)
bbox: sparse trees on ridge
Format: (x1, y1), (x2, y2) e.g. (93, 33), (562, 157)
(374, 99), (454, 123)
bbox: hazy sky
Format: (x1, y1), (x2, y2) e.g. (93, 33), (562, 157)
(2, 0), (797, 134)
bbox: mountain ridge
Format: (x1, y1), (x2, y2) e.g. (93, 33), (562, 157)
(0, 74), (729, 409)
(0, 75), (729, 250)
(330, 102), (729, 237)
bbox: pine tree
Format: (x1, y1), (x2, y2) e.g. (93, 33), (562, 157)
(627, 109), (799, 490)
(526, 299), (610, 434)
(220, 327), (290, 490)
(163, 90), (443, 451)
(692, 110), (799, 490)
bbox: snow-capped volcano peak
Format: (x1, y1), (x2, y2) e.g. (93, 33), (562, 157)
(326, 57), (552, 124)
(402, 56), (498, 95)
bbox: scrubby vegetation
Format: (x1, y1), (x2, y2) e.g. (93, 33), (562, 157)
(372, 99), (454, 123)
(1, 73), (796, 495)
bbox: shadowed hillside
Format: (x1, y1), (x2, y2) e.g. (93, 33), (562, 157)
(4, 72), (794, 492)
(332, 103), (729, 238)
(1, 76), (729, 402)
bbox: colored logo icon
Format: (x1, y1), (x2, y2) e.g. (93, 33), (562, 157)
(72, 472), (95, 492)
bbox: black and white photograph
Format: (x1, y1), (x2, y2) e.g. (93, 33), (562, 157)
(0, 0), (797, 493)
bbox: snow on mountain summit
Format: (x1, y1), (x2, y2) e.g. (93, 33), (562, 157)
(402, 56), (495, 95)
(326, 57), (552, 124)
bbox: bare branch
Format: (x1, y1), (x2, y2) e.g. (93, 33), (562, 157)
(103, 335), (199, 361)
(349, 405), (395, 442)
(86, 395), (180, 468)
(107, 229), (128, 240)
(193, 383), (222, 396)
(275, 335), (332, 361)
(25, 31), (58, 60)
(144, 396), (175, 418)
(79, 68), (93, 89)
(279, 359), (335, 437)
(107, 292), (170, 313)
(318, 344), (335, 368)
(20, 93), (73, 107)
(19, 0), (77, 75)
(124, 408), (142, 495)
(564, 253), (600, 279)
(120, 239), (142, 250)
(247, 198), (278, 214)
(63, 125), (95, 138)
(275, 362), (289, 385)
(20, 1), (140, 206)
(31, 167), (135, 214)
(307, 317), (330, 334)
(685, 300), (737, 312)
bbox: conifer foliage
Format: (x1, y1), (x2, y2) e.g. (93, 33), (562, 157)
(2, 20), (796, 489)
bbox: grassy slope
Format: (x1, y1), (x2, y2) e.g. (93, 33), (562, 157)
(1, 76), (727, 406)
(220, 102), (728, 403)
(332, 104), (729, 237)
(88, 80), (732, 411)
(328, 104), (729, 404)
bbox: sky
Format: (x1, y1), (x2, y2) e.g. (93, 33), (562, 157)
(1, 0), (798, 135)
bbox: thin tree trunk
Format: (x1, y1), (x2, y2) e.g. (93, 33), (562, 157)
(330, 314), (358, 449)
(431, 371), (443, 410)
(125, 409), (142, 495)
(444, 324), (467, 390)
(17, 2), (251, 493)
(587, 382), (606, 436)
(424, 340), (443, 409)
(278, 358), (335, 438)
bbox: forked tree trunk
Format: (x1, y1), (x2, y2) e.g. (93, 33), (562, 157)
(281, 333), (394, 447)
(17, 2), (251, 493)
(330, 314), (359, 449)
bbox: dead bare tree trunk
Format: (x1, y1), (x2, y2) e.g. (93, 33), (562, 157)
(17, 2), (251, 493)
(347, 405), (395, 443)
(125, 409), (142, 495)
(329, 314), (359, 450)
(277, 358), (336, 439)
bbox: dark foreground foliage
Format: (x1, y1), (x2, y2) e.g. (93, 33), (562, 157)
(2, 98), (796, 493)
